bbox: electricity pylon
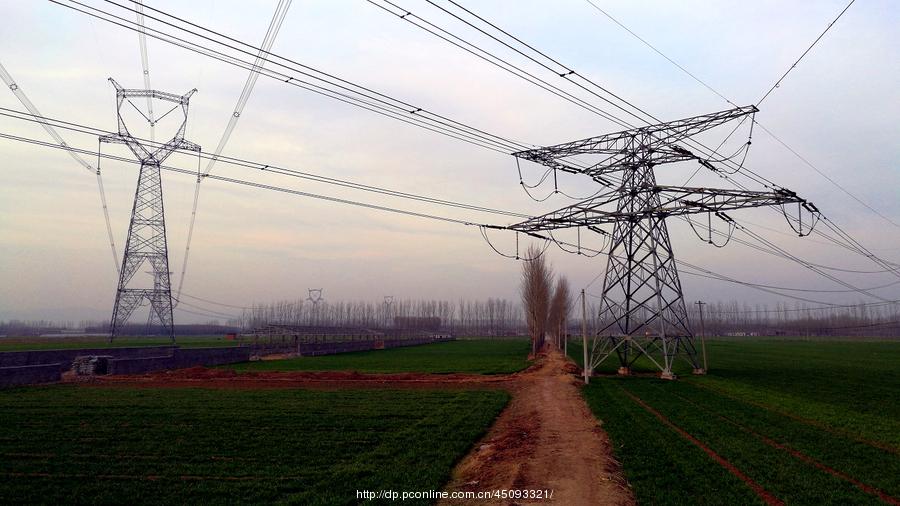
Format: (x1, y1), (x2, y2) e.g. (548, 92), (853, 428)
(510, 106), (815, 379)
(103, 78), (200, 342)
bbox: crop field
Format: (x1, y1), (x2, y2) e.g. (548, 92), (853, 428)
(0, 335), (239, 351)
(0, 385), (508, 505)
(229, 338), (531, 375)
(576, 338), (900, 505)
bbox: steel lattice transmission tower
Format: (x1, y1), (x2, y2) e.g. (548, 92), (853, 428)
(103, 78), (200, 342)
(510, 106), (813, 379)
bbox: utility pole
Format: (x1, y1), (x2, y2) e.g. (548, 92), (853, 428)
(581, 289), (589, 385)
(104, 78), (199, 343)
(696, 300), (708, 374)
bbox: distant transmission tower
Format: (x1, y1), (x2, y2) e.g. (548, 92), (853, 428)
(383, 295), (394, 328)
(307, 288), (324, 306)
(103, 78), (200, 342)
(307, 288), (324, 325)
(511, 106), (815, 379)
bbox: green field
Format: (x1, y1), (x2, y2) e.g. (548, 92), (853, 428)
(576, 339), (900, 505)
(0, 386), (508, 505)
(228, 339), (531, 375)
(0, 335), (239, 351)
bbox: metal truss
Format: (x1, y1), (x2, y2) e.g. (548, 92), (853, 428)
(103, 78), (200, 342)
(513, 105), (757, 184)
(510, 106), (811, 378)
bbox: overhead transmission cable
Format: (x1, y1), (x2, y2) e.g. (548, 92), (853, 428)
(581, 0), (738, 108)
(134, 0), (155, 142)
(580, 0), (899, 234)
(402, 0), (900, 288)
(53, 0), (632, 195)
(0, 106), (869, 296)
(51, 0), (623, 194)
(176, 0), (292, 303)
(0, 60), (120, 274)
(0, 106), (532, 220)
(756, 0), (857, 106)
(53, 0), (533, 155)
(399, 0), (774, 185)
(47, 1), (897, 298)
(0, 125), (886, 310)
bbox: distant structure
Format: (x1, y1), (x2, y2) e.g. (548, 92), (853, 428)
(103, 78), (200, 342)
(511, 106), (815, 378)
(307, 288), (324, 306)
(394, 316), (441, 331)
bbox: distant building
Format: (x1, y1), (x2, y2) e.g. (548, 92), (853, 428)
(393, 316), (441, 330)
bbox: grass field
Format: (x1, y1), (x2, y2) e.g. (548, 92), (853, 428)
(575, 338), (900, 505)
(0, 386), (508, 505)
(0, 335), (239, 351)
(228, 338), (531, 375)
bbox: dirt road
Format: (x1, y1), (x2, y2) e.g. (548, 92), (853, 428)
(441, 351), (634, 505)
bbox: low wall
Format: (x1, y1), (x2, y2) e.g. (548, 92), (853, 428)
(0, 336), (454, 386)
(0, 363), (61, 388)
(290, 336), (453, 356)
(172, 347), (250, 368)
(108, 347), (251, 375)
(0, 346), (177, 370)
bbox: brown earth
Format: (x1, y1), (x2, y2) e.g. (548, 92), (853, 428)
(74, 351), (634, 504)
(440, 351), (634, 505)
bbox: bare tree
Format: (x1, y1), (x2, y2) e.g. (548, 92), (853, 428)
(548, 276), (572, 350)
(520, 244), (552, 356)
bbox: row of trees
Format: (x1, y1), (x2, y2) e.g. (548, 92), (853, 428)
(521, 245), (573, 354)
(2, 299), (898, 339)
(239, 297), (526, 336)
(685, 299), (900, 337)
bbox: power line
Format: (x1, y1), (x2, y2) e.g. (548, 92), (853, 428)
(0, 106), (533, 220)
(19, 2), (900, 308)
(581, 0), (737, 108)
(0, 60), (120, 275)
(134, 0), (155, 142)
(752, 120), (900, 230)
(579, 0), (899, 234)
(16, 101), (887, 304)
(4, 119), (884, 310)
(0, 128), (495, 228)
(179, 292), (255, 310)
(51, 0), (627, 193)
(53, 0), (532, 155)
(700, 299), (900, 315)
(177, 0), (292, 302)
(756, 0), (857, 106)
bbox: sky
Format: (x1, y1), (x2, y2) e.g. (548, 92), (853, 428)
(0, 0), (898, 323)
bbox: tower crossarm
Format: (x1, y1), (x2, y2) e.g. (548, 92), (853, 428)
(512, 105), (757, 178)
(508, 185), (808, 232)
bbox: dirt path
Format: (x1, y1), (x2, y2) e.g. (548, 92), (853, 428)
(441, 351), (634, 505)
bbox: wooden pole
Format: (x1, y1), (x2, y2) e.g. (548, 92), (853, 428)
(582, 289), (589, 384)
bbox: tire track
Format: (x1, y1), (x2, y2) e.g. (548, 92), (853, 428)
(664, 388), (900, 505)
(618, 386), (784, 506)
(690, 380), (899, 456)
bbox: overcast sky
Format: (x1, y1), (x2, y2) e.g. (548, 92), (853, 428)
(0, 0), (898, 323)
